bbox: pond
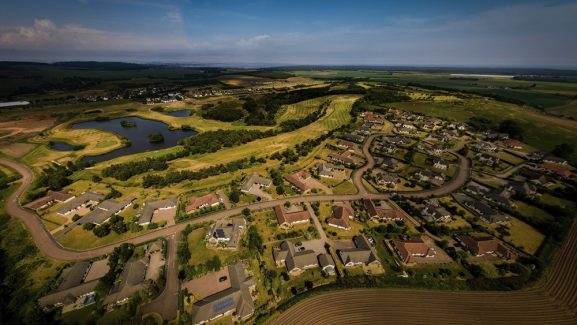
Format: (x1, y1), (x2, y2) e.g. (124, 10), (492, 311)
(71, 116), (196, 163)
(163, 109), (191, 117)
(49, 141), (76, 151)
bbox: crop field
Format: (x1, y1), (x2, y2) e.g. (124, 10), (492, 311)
(167, 95), (358, 172)
(271, 221), (577, 325)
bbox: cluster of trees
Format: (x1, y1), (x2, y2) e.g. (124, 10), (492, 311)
(201, 101), (246, 122)
(0, 173), (20, 189)
(246, 225), (263, 256)
(179, 129), (276, 155)
(142, 157), (265, 188)
(33, 160), (92, 194)
(498, 119), (524, 140)
(120, 120), (137, 128)
(148, 132), (164, 143)
(87, 215), (129, 237)
(180, 256), (223, 281)
(102, 153), (187, 180)
(362, 87), (411, 105)
(96, 244), (134, 304)
(177, 225), (194, 266)
(268, 168), (286, 195)
(243, 86), (335, 125)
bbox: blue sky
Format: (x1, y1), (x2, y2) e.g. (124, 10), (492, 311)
(0, 0), (576, 67)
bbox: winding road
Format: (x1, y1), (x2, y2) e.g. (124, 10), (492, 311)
(0, 130), (473, 321)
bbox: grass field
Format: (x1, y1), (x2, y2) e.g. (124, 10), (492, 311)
(501, 217), (545, 254)
(392, 99), (577, 160)
(58, 225), (152, 249)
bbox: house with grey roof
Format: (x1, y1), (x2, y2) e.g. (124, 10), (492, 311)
(338, 236), (380, 268)
(273, 241), (318, 276)
(80, 197), (135, 225)
(207, 218), (246, 249)
(317, 162), (346, 178)
(103, 256), (148, 305)
(137, 197), (178, 225)
(190, 262), (255, 325)
(240, 173), (272, 193)
(56, 192), (105, 216)
(318, 253), (336, 275)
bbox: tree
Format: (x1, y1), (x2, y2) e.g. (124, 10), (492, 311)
(93, 223), (111, 237)
(242, 208), (251, 217)
(499, 119), (524, 140)
(229, 189), (240, 203)
(83, 222), (95, 230)
(552, 143), (574, 160)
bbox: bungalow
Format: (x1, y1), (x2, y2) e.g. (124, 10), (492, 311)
(470, 141), (498, 152)
(361, 111), (384, 124)
(103, 256), (149, 305)
(391, 236), (436, 264)
(39, 261), (108, 310)
(342, 133), (365, 143)
(364, 199), (404, 222)
(519, 169), (550, 186)
(186, 193), (222, 214)
(430, 157), (449, 170)
(509, 181), (537, 197)
(414, 169), (445, 183)
(338, 236), (380, 267)
(318, 253), (336, 275)
(375, 172), (400, 188)
(336, 139), (357, 151)
(81, 197), (135, 225)
(240, 173), (272, 193)
(274, 204), (310, 228)
(328, 152), (356, 167)
(56, 192), (105, 216)
(327, 205), (354, 230)
(273, 241), (318, 276)
(317, 162), (346, 178)
(207, 218), (246, 249)
(388, 135), (411, 146)
(429, 144), (444, 156)
(476, 153), (499, 167)
(189, 262), (255, 325)
(543, 155), (568, 165)
(459, 196), (508, 224)
(484, 188), (515, 209)
(502, 139), (523, 149)
(25, 190), (75, 211)
(421, 205), (451, 223)
(381, 143), (398, 154)
(381, 157), (398, 170)
(285, 170), (313, 193)
(537, 163), (573, 178)
(455, 234), (517, 260)
(137, 197), (178, 226)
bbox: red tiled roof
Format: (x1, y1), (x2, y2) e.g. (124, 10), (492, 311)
(274, 205), (310, 227)
(392, 237), (435, 263)
(284, 171), (312, 192)
(186, 193), (220, 213)
(327, 205), (353, 229)
(539, 163), (572, 177)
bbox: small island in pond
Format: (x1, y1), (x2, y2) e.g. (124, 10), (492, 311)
(148, 132), (164, 143)
(120, 120), (137, 128)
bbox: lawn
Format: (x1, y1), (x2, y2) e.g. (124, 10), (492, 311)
(186, 227), (246, 267)
(317, 202), (365, 239)
(331, 180), (357, 194)
(58, 225), (152, 249)
(515, 201), (554, 223)
(501, 217), (545, 255)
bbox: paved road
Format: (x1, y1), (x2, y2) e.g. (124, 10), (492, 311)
(0, 134), (472, 261)
(140, 232), (180, 321)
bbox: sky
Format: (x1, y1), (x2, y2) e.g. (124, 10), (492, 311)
(0, 0), (576, 67)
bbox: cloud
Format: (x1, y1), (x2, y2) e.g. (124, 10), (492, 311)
(0, 18), (188, 51)
(234, 34), (272, 49)
(163, 10), (182, 24)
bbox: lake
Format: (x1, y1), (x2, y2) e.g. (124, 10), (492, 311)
(71, 116), (196, 162)
(49, 141), (75, 151)
(163, 109), (191, 117)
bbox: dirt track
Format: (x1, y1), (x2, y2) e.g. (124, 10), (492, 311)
(273, 220), (577, 324)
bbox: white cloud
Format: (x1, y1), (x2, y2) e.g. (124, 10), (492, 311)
(163, 11), (182, 24)
(234, 34), (272, 49)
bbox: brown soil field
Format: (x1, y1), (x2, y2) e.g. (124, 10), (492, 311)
(272, 222), (577, 325)
(0, 142), (36, 157)
(0, 114), (55, 136)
